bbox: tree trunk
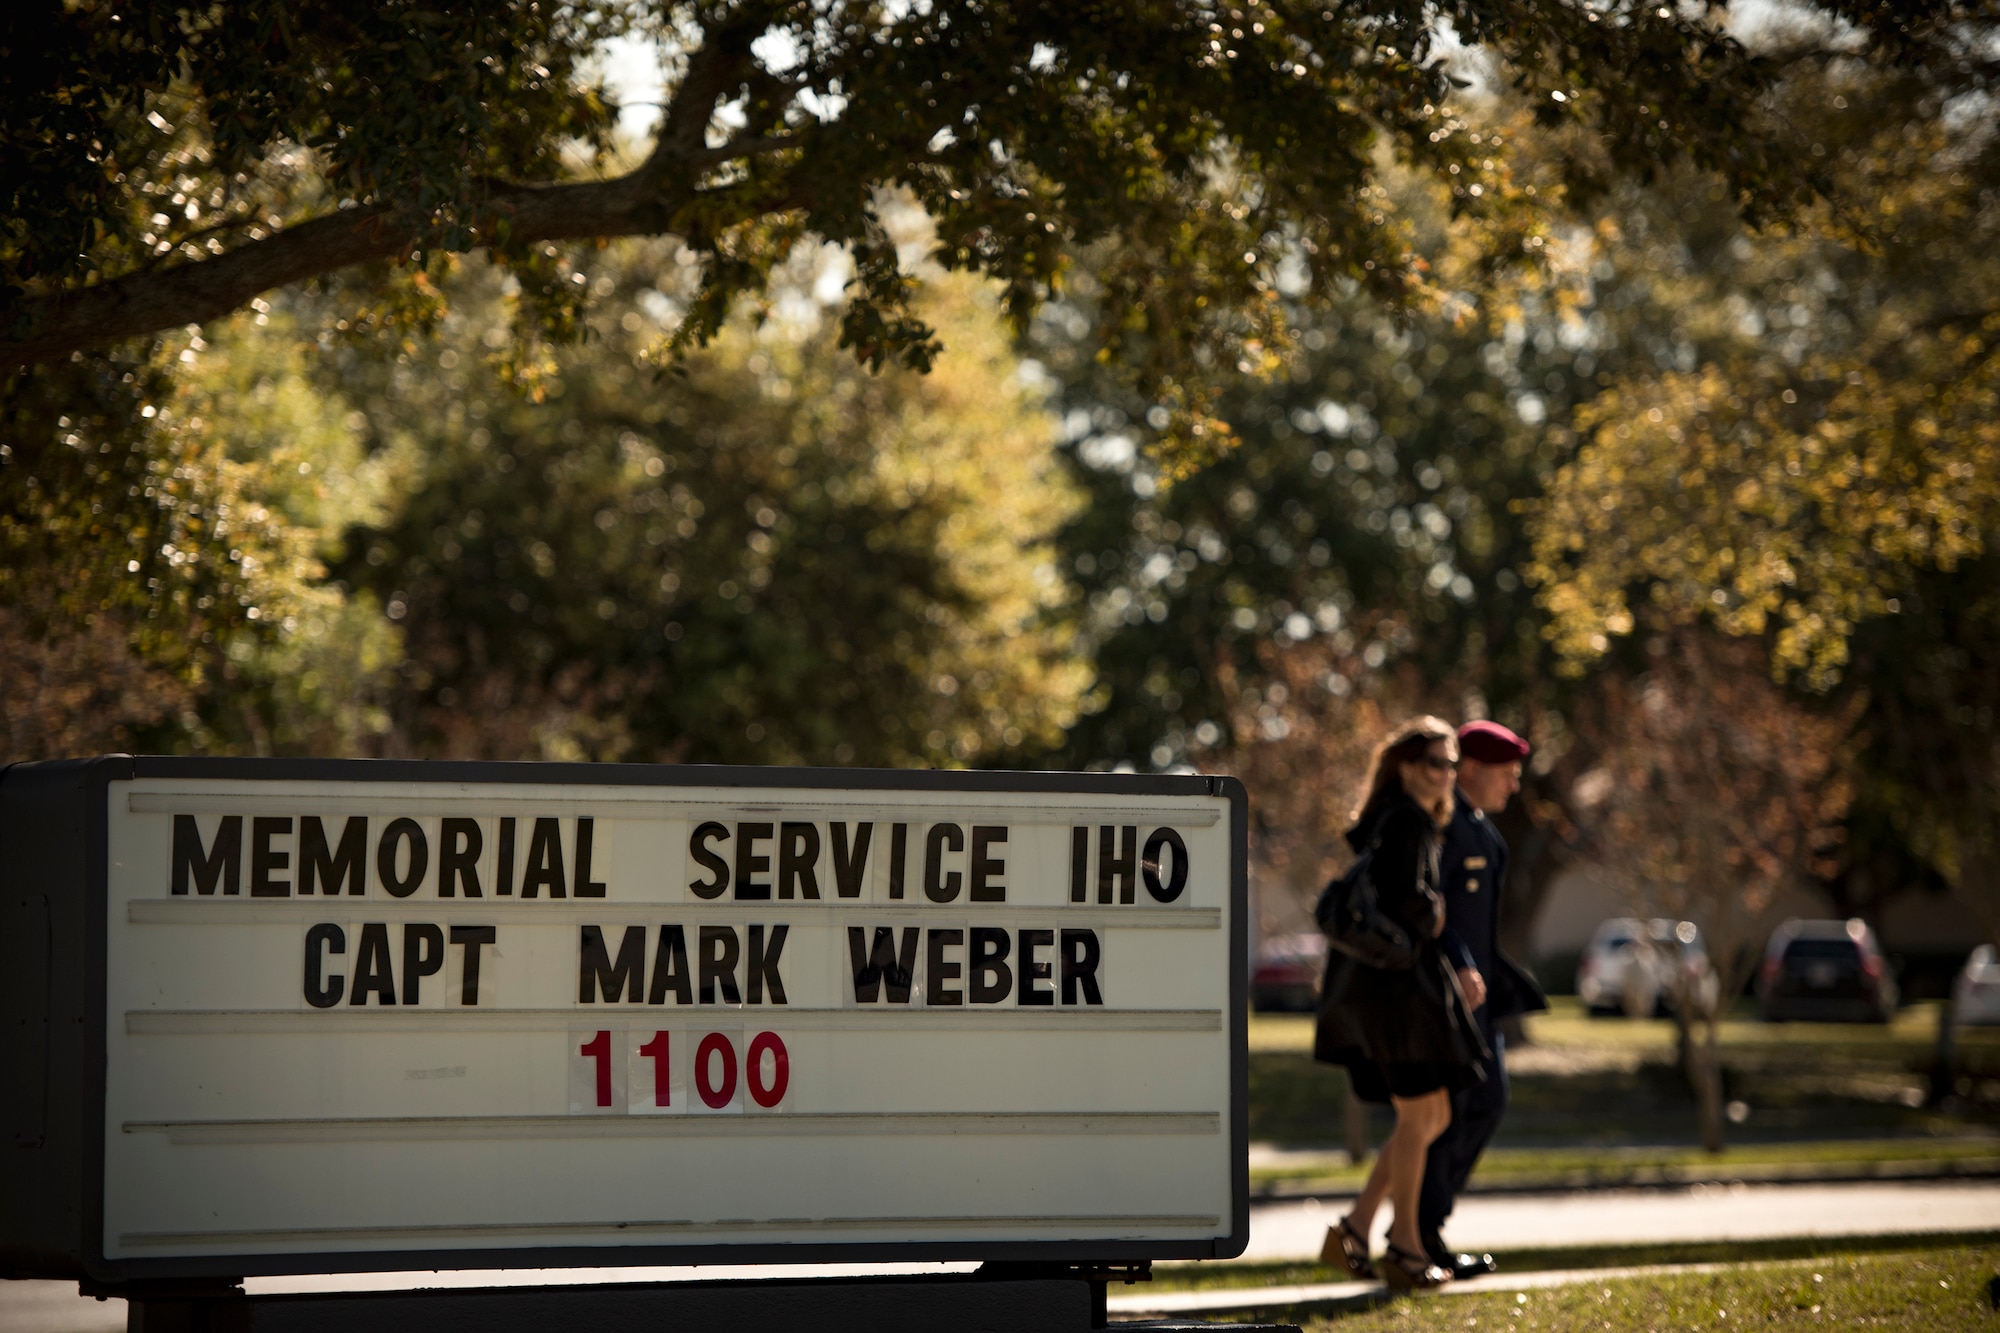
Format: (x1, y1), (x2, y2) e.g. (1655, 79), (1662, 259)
(1927, 992), (1960, 1108)
(1690, 1016), (1726, 1154)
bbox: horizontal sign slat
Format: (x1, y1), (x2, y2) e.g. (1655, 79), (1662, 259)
(127, 791), (1222, 826)
(126, 1007), (1224, 1035)
(125, 1110), (1222, 1145)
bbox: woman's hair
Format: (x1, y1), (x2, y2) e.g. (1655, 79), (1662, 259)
(1351, 715), (1459, 830)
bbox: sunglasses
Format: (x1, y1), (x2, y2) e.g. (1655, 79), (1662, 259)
(1415, 755), (1456, 772)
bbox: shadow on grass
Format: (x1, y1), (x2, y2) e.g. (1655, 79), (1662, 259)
(1146, 1228), (2000, 1294)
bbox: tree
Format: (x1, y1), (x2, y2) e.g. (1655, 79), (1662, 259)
(1524, 52), (2000, 943)
(0, 331), (388, 760)
(320, 250), (1090, 766)
(1028, 143), (1603, 949)
(3, 0), (1862, 464)
(1528, 54), (2000, 688)
(1843, 555), (2000, 952)
(1573, 628), (1853, 1151)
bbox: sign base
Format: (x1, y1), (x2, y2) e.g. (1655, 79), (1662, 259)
(114, 1272), (1306, 1333)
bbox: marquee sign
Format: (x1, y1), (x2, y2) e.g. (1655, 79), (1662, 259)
(0, 757), (1247, 1282)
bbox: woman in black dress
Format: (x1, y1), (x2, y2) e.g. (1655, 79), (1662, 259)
(1314, 715), (1489, 1290)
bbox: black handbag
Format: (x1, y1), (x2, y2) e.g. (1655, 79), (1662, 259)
(1315, 842), (1420, 971)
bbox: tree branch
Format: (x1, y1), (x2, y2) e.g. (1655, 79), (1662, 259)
(1, 15), (790, 369)
(0, 170), (712, 367)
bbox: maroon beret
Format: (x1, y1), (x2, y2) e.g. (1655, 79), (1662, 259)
(1458, 720), (1530, 764)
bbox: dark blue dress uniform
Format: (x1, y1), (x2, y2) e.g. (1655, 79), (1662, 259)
(1418, 789), (1547, 1264)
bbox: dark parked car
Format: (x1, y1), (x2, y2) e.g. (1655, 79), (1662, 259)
(1252, 933), (1327, 1012)
(1758, 918), (1898, 1023)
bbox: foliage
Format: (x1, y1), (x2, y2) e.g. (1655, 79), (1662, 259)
(324, 252), (1088, 765)
(1026, 150), (1605, 931)
(1527, 66), (2000, 690)
(0, 314), (399, 761)
(1042, 187), (1568, 760)
(1843, 555), (2000, 948)
(171, 317), (404, 754)
(1, 0), (1877, 470)
(1514, 55), (2000, 951)
(1578, 631), (1853, 937)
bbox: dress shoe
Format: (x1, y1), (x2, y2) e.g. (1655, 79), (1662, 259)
(1445, 1251), (1496, 1280)
(1423, 1235), (1496, 1280)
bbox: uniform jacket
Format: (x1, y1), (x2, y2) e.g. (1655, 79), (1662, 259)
(1312, 792), (1490, 1076)
(1435, 791), (1548, 1023)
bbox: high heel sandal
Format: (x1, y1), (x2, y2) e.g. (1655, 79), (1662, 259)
(1378, 1242), (1452, 1292)
(1318, 1216), (1375, 1280)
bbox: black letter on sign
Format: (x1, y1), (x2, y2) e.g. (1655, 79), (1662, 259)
(699, 925), (742, 1004)
(304, 923), (345, 1008)
(251, 817), (292, 896)
(440, 819), (483, 897)
(927, 928), (964, 1006)
(496, 817), (517, 896)
(649, 925), (693, 1004)
(172, 815), (240, 895)
(831, 823), (872, 897)
(1069, 826), (1088, 903)
(888, 823), (908, 899)
(748, 923), (789, 1004)
(402, 924), (445, 1004)
(1018, 928), (1055, 1006)
(300, 816), (366, 895)
(969, 826), (1008, 901)
(1098, 825), (1138, 904)
(451, 925), (496, 1005)
(579, 925), (647, 1002)
(847, 926), (919, 1003)
(377, 818), (428, 898)
(734, 822), (773, 899)
(924, 823), (964, 902)
(970, 927), (1012, 1004)
(522, 818), (566, 897)
(575, 817), (607, 897)
(1061, 929), (1104, 1005)
(778, 823), (820, 899)
(350, 923), (396, 1005)
(1143, 828), (1189, 902)
(688, 822), (730, 898)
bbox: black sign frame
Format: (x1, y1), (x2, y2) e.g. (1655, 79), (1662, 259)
(0, 755), (1249, 1284)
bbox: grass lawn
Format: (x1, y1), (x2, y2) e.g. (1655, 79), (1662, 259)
(1148, 1231), (2000, 1292)
(1143, 1243), (2000, 1330)
(1248, 1137), (2000, 1194)
(1248, 1000), (2000, 1154)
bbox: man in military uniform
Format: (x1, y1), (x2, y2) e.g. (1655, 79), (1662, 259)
(1420, 719), (1547, 1278)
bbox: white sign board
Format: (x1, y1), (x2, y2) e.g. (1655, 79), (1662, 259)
(87, 763), (1246, 1274)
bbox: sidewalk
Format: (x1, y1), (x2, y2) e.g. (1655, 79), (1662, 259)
(1236, 1178), (2000, 1260)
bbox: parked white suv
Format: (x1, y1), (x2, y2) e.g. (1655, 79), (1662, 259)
(1953, 944), (2000, 1026)
(1577, 917), (1719, 1018)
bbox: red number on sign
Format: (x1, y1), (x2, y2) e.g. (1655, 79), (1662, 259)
(580, 1029), (612, 1108)
(695, 1031), (737, 1109)
(747, 1031), (789, 1108)
(638, 1030), (671, 1107)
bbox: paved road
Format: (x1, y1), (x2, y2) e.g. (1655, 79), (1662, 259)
(8, 1180), (1998, 1332)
